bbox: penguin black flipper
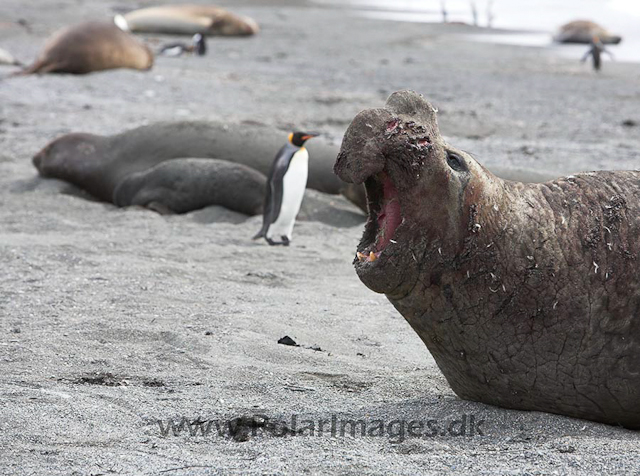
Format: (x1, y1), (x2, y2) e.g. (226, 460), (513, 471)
(253, 144), (292, 240)
(252, 180), (274, 239)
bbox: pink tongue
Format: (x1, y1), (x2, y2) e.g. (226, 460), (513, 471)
(375, 177), (402, 251)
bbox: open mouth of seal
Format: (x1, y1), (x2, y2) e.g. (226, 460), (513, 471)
(356, 171), (404, 264)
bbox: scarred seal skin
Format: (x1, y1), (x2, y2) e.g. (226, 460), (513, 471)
(21, 22), (153, 75)
(334, 90), (640, 429)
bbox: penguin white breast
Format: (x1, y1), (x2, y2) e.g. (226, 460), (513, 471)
(267, 148), (309, 239)
(162, 46), (184, 57)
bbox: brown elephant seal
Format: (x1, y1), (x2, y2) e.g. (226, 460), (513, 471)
(20, 22), (153, 75)
(113, 158), (266, 215)
(115, 4), (258, 36)
(554, 20), (622, 45)
(334, 90), (640, 429)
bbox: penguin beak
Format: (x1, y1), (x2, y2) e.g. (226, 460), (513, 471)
(302, 133), (319, 141)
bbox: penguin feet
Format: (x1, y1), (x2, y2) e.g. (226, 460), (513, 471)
(265, 237), (291, 246)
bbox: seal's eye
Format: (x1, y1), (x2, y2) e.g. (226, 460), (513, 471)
(446, 153), (466, 172)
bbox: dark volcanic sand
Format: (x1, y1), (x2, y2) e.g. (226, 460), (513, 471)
(1, 0), (639, 474)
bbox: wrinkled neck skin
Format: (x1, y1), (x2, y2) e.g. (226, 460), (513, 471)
(390, 177), (537, 325)
(389, 172), (640, 426)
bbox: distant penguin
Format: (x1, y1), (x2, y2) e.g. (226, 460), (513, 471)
(581, 35), (613, 71)
(159, 33), (207, 57)
(18, 22), (153, 75)
(0, 47), (22, 66)
(253, 131), (318, 246)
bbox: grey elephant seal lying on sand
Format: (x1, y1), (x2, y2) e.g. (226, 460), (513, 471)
(335, 90), (640, 429)
(113, 158), (266, 215)
(20, 22), (153, 75)
(32, 121), (365, 211)
(115, 4), (258, 36)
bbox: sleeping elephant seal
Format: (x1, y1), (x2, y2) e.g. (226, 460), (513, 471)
(115, 4), (258, 36)
(554, 20), (622, 45)
(113, 158), (266, 215)
(334, 90), (640, 429)
(20, 22), (153, 75)
(32, 121), (366, 211)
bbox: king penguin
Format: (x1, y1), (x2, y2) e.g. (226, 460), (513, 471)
(159, 33), (207, 57)
(253, 131), (318, 246)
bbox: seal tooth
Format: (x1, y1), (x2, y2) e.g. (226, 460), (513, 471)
(357, 252), (366, 262)
(369, 252), (377, 262)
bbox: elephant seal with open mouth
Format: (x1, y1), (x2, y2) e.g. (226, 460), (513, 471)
(334, 90), (640, 429)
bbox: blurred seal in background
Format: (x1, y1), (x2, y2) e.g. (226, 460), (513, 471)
(115, 4), (258, 36)
(19, 21), (153, 75)
(554, 20), (622, 45)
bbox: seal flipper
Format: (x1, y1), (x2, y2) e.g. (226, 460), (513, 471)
(146, 201), (175, 215)
(17, 59), (70, 75)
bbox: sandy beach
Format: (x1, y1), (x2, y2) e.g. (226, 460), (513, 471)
(1, 0), (640, 474)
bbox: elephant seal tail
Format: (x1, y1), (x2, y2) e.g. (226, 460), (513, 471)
(14, 61), (41, 76)
(13, 58), (65, 76)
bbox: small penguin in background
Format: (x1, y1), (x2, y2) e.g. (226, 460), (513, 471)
(581, 36), (613, 71)
(0, 47), (22, 67)
(253, 131), (318, 246)
(159, 33), (207, 57)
